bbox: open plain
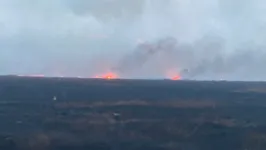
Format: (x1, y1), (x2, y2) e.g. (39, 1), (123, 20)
(0, 76), (266, 150)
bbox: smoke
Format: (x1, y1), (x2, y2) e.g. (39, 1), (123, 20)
(112, 37), (177, 75)
(113, 34), (266, 80)
(0, 0), (266, 80)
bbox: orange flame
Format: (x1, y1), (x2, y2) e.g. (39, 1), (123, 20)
(94, 72), (118, 80)
(171, 75), (181, 80)
(166, 70), (182, 80)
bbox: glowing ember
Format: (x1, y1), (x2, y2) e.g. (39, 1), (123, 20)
(103, 73), (117, 79)
(166, 71), (182, 80)
(95, 72), (118, 79)
(171, 75), (181, 80)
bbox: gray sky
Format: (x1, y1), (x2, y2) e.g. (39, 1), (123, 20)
(0, 0), (266, 80)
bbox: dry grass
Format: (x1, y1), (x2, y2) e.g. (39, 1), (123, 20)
(234, 88), (266, 93)
(55, 99), (216, 109)
(160, 100), (216, 108)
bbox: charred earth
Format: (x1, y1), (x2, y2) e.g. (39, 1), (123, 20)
(0, 76), (265, 150)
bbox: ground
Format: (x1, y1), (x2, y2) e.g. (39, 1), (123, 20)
(0, 76), (266, 150)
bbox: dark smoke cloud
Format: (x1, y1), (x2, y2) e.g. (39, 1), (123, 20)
(112, 37), (177, 75)
(113, 35), (266, 81)
(0, 0), (266, 80)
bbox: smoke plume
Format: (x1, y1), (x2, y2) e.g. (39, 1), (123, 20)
(0, 0), (266, 80)
(112, 37), (177, 75)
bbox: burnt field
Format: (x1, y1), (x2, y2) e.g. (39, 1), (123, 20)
(0, 76), (266, 150)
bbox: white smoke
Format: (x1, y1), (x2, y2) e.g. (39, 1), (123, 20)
(0, 0), (266, 80)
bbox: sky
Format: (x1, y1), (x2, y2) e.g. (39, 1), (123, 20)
(0, 0), (266, 80)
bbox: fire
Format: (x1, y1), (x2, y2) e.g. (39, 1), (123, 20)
(94, 72), (118, 80)
(166, 70), (182, 80)
(171, 75), (181, 80)
(102, 72), (118, 79)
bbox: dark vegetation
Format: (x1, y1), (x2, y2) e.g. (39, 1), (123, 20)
(0, 76), (266, 149)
